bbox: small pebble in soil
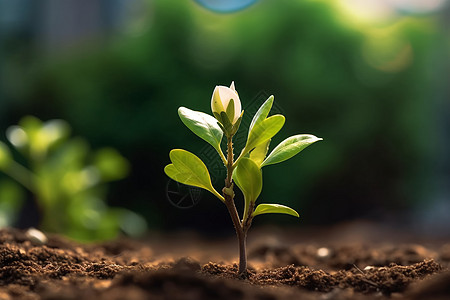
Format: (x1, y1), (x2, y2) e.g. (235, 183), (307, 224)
(364, 266), (375, 271)
(317, 247), (331, 258)
(25, 227), (48, 245)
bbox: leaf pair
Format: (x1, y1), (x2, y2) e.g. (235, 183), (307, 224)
(164, 149), (224, 202)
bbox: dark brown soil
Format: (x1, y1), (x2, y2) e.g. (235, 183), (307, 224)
(0, 224), (449, 300)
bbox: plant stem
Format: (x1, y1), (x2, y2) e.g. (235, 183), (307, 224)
(224, 194), (247, 276)
(224, 136), (234, 187)
(223, 135), (248, 277)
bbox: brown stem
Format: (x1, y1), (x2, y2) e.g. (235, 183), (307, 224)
(242, 201), (254, 233)
(224, 194), (247, 276)
(223, 135), (247, 277)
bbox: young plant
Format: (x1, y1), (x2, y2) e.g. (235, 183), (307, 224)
(164, 82), (322, 276)
(0, 116), (146, 241)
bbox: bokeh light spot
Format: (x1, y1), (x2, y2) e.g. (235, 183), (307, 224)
(193, 0), (258, 13)
(6, 126), (28, 148)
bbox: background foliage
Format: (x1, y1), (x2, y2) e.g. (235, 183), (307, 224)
(0, 0), (449, 237)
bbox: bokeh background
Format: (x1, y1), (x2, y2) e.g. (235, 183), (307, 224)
(0, 0), (449, 241)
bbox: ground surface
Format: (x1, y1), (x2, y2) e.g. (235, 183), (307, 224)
(0, 222), (449, 299)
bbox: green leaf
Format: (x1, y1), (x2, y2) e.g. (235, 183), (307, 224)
(253, 204), (299, 218)
(233, 157), (262, 219)
(94, 148), (130, 181)
(245, 115), (285, 152)
(178, 107), (223, 153)
(249, 139), (270, 166)
(0, 180), (25, 227)
(249, 96), (274, 133)
(262, 134), (322, 167)
(164, 149), (224, 202)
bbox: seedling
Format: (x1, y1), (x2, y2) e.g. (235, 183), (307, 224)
(0, 116), (146, 241)
(164, 82), (322, 276)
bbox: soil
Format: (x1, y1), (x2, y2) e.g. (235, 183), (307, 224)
(0, 222), (449, 300)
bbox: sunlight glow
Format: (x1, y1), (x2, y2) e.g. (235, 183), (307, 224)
(338, 0), (397, 24)
(337, 0), (448, 24)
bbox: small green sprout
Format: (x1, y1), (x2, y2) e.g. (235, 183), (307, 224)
(165, 82), (322, 276)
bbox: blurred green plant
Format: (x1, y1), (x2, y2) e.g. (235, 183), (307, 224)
(165, 82), (322, 276)
(0, 116), (146, 241)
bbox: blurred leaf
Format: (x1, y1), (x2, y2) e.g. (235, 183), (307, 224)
(61, 167), (101, 193)
(52, 138), (89, 168)
(94, 148), (130, 181)
(253, 203), (299, 218)
(11, 116), (71, 160)
(78, 198), (105, 230)
(0, 180), (25, 227)
(178, 107), (223, 154)
(18, 116), (44, 158)
(19, 115), (43, 132)
(0, 142), (12, 170)
(164, 149), (224, 201)
(262, 135), (322, 167)
(119, 209), (147, 237)
(41, 119), (70, 147)
(233, 157), (262, 218)
(66, 196), (120, 241)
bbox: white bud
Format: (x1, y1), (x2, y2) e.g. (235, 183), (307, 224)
(211, 83), (242, 124)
